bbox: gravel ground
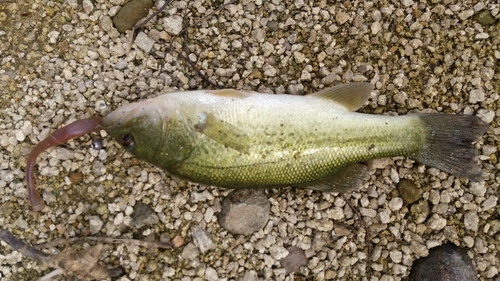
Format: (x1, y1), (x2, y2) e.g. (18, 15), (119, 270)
(0, 0), (499, 280)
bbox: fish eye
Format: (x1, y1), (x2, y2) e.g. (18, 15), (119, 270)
(121, 134), (134, 148)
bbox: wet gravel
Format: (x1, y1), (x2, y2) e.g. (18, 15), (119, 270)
(0, 0), (499, 280)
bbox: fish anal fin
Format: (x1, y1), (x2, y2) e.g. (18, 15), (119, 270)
(311, 82), (373, 111)
(298, 163), (369, 193)
(195, 112), (251, 153)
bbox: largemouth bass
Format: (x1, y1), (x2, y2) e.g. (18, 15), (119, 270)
(26, 83), (488, 211)
(103, 83), (487, 190)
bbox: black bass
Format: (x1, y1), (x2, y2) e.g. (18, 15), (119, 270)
(26, 83), (488, 211)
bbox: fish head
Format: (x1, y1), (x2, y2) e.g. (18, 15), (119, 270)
(102, 98), (178, 162)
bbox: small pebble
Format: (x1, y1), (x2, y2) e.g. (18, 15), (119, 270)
(191, 225), (215, 253)
(163, 15), (183, 35)
(464, 211), (479, 231)
(135, 32), (155, 53)
(288, 84), (304, 95)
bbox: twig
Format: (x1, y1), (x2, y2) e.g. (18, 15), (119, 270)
(169, 47), (220, 88)
(0, 228), (123, 281)
(36, 269), (65, 281)
(168, 0), (240, 88)
(342, 194), (373, 281)
(35, 236), (173, 250)
(0, 228), (50, 264)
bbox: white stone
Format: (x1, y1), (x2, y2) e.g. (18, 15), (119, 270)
(389, 250), (402, 263)
(379, 210), (391, 224)
(82, 0), (94, 14)
(47, 31), (60, 44)
(469, 182), (486, 197)
(251, 28), (266, 43)
(114, 212), (124, 225)
(293, 51), (306, 63)
(371, 22), (381, 34)
(388, 197), (403, 211)
(262, 42), (274, 57)
(401, 0), (414, 7)
(393, 92), (408, 104)
(475, 33), (489, 40)
(163, 15), (183, 35)
(269, 244), (289, 260)
(469, 89), (485, 103)
(205, 267), (218, 281)
(15, 130), (25, 142)
(89, 216), (103, 234)
(293, 0), (304, 8)
(464, 211), (479, 231)
(427, 214), (446, 230)
(360, 207), (377, 218)
(463, 236), (474, 247)
(192, 225), (215, 253)
(482, 196), (498, 211)
(477, 109), (495, 123)
(110, 45), (126, 57)
(135, 32), (155, 53)
(458, 10), (474, 21)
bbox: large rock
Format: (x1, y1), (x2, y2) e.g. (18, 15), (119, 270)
(112, 0), (153, 33)
(218, 189), (270, 235)
(409, 243), (479, 281)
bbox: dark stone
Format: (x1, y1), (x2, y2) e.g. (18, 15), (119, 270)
(398, 179), (420, 205)
(132, 201), (159, 228)
(473, 10), (497, 26)
(112, 0), (153, 33)
(409, 243), (479, 281)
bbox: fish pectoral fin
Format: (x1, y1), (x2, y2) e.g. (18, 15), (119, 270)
(194, 112), (251, 153)
(310, 82), (373, 111)
(297, 163), (369, 193)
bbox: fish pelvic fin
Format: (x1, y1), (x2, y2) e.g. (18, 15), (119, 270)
(298, 163), (369, 193)
(415, 114), (488, 181)
(310, 82), (373, 111)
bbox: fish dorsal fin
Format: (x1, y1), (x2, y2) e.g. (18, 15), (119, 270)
(311, 82), (373, 111)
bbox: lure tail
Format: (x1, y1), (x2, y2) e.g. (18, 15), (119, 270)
(26, 117), (103, 211)
(415, 114), (488, 181)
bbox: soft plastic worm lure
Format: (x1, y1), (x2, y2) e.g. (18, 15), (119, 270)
(26, 117), (103, 211)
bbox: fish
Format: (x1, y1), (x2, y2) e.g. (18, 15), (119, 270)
(26, 83), (488, 211)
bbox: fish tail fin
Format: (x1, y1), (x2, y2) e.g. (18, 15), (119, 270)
(415, 114), (488, 181)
